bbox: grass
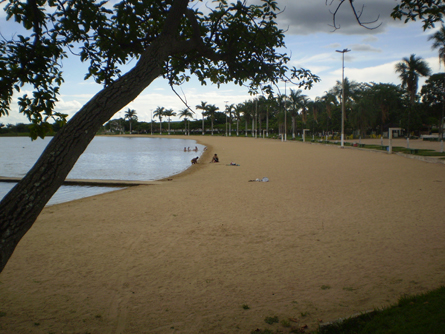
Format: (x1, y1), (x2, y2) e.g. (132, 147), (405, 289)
(390, 147), (445, 156)
(251, 329), (274, 334)
(250, 287), (445, 333)
(323, 141), (445, 156)
(415, 150), (445, 157)
(317, 285), (445, 334)
(264, 316), (279, 325)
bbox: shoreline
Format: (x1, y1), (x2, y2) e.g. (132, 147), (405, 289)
(0, 135), (444, 333)
(0, 135), (209, 206)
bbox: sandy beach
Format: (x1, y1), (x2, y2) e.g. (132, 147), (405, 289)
(0, 136), (444, 334)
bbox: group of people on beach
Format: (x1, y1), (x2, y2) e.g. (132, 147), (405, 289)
(191, 153), (219, 165)
(184, 146), (199, 152)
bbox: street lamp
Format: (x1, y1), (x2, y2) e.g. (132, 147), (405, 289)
(202, 111), (204, 135)
(284, 80), (288, 141)
(224, 101), (228, 137)
(252, 98), (258, 138)
(336, 48), (351, 148)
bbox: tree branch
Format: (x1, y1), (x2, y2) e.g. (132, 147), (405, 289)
(327, 0), (382, 31)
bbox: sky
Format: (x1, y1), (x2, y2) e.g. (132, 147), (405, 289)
(1, 0), (444, 125)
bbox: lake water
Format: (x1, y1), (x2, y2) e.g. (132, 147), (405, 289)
(0, 136), (204, 205)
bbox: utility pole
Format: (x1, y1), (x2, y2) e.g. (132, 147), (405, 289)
(336, 48), (351, 148)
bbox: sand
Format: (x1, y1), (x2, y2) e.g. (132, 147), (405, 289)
(0, 136), (444, 334)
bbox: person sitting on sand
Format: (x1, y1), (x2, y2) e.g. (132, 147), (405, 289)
(191, 157), (198, 164)
(210, 154), (219, 163)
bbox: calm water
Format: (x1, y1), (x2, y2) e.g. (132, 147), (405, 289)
(0, 136), (204, 205)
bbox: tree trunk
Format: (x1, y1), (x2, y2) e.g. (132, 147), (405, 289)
(0, 35), (177, 273)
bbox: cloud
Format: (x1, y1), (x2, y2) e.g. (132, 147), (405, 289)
(322, 43), (381, 53)
(348, 44), (382, 52)
(326, 43), (341, 49)
(54, 99), (84, 117)
(1, 91), (88, 125)
(274, 0), (403, 35)
(293, 52), (337, 65)
(110, 83), (254, 123)
(362, 35), (379, 42)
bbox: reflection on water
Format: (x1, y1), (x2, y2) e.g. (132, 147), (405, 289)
(0, 136), (204, 205)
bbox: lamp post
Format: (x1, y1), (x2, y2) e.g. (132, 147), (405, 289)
(336, 48), (351, 148)
(150, 112), (153, 135)
(255, 98), (258, 139)
(202, 112), (204, 135)
(224, 101), (228, 136)
(285, 80), (288, 141)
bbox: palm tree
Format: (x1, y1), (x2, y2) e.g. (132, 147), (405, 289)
(395, 54), (431, 140)
(262, 97), (272, 137)
(196, 101), (208, 135)
(321, 92), (337, 137)
(205, 104), (219, 135)
(239, 100), (253, 137)
(429, 25), (445, 65)
(429, 25), (445, 151)
(163, 108), (176, 135)
(256, 96), (269, 137)
(179, 108), (193, 135)
(153, 106), (165, 134)
(225, 103), (235, 136)
(299, 95), (310, 128)
(275, 93), (287, 138)
(124, 108), (138, 134)
(348, 85), (375, 139)
(288, 89), (307, 139)
(331, 78), (360, 121)
(233, 104), (242, 136)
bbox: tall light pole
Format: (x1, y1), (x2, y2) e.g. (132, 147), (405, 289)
(336, 48), (351, 148)
(150, 111), (153, 135)
(202, 111), (204, 135)
(282, 80), (289, 141)
(224, 101), (228, 136)
(255, 98), (258, 138)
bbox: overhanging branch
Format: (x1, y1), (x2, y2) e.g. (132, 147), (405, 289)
(327, 0), (382, 31)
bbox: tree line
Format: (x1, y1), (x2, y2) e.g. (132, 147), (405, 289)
(102, 57), (445, 140)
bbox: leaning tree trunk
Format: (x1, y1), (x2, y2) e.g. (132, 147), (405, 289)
(0, 31), (183, 273)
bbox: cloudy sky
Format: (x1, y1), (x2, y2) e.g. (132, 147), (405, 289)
(1, 0), (443, 124)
